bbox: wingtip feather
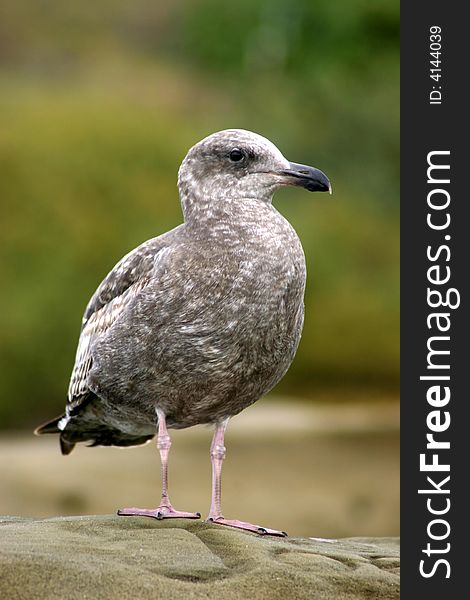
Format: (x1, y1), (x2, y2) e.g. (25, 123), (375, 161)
(34, 415), (63, 436)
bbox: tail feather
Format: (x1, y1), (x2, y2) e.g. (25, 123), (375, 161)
(34, 412), (153, 455)
(34, 414), (77, 455)
(60, 436), (76, 455)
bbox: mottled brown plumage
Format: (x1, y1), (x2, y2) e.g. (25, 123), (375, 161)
(36, 129), (330, 535)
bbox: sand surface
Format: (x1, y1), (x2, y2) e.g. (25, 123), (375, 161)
(0, 515), (399, 599)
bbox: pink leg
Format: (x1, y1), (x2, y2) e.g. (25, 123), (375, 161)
(118, 410), (200, 520)
(206, 420), (287, 537)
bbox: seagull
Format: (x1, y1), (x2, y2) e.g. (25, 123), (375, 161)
(35, 129), (331, 536)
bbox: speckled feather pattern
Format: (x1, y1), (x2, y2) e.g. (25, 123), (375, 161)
(55, 130), (317, 448)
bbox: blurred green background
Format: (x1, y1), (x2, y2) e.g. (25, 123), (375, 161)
(0, 0), (399, 430)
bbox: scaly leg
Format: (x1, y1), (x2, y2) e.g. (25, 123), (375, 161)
(205, 419), (287, 537)
(118, 409), (201, 520)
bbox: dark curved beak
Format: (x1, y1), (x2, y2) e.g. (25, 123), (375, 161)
(280, 162), (332, 194)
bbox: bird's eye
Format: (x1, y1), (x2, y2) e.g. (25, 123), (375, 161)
(229, 148), (245, 162)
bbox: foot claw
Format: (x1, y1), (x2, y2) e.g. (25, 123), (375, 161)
(206, 516), (287, 537)
(118, 507), (201, 520)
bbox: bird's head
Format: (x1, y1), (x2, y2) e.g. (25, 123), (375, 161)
(178, 129), (331, 221)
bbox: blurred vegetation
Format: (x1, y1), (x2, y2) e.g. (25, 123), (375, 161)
(0, 0), (399, 429)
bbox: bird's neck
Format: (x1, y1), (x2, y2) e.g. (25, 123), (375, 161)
(182, 192), (274, 228)
(179, 193), (299, 256)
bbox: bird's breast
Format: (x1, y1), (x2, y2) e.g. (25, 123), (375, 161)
(168, 218), (306, 355)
